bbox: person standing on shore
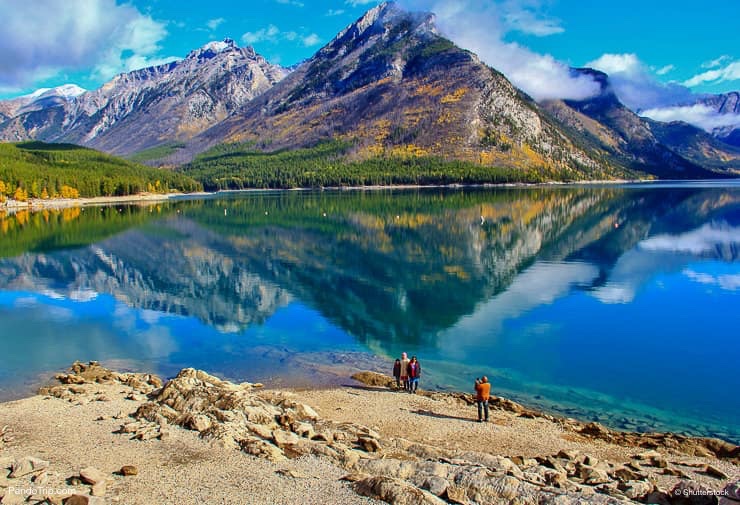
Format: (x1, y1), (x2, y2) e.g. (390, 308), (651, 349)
(400, 352), (410, 391)
(392, 359), (402, 389)
(407, 356), (421, 394)
(474, 376), (491, 422)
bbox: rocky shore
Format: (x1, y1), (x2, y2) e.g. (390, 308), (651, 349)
(0, 362), (737, 504)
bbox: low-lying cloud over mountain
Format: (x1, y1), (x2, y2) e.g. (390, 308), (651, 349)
(397, 0), (600, 101)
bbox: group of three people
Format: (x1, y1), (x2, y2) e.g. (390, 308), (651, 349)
(392, 352), (421, 393)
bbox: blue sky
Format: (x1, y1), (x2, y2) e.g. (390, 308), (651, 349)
(0, 0), (738, 128)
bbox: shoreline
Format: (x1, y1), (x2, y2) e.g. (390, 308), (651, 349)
(6, 177), (738, 214)
(0, 362), (737, 504)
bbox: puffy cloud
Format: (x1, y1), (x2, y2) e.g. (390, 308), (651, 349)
(242, 25), (282, 44)
(683, 60), (740, 88)
(638, 223), (740, 256)
(684, 269), (740, 291)
(655, 64), (675, 76)
(701, 55), (732, 70)
(585, 53), (694, 111)
(206, 18), (225, 31)
(398, 0), (600, 101)
(640, 104), (740, 132)
(0, 0), (172, 88)
(242, 24), (321, 49)
(302, 34), (322, 47)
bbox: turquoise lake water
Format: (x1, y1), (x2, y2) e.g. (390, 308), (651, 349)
(0, 183), (738, 443)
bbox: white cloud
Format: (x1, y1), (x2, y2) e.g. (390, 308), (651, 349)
(327, 9), (346, 16)
(701, 55), (732, 69)
(397, 0), (599, 101)
(242, 25), (281, 44)
(586, 53), (694, 111)
(242, 24), (321, 49)
(302, 34), (322, 47)
(638, 223), (740, 255)
(641, 104), (740, 132)
(0, 0), (172, 87)
(501, 1), (564, 37)
(206, 18), (225, 31)
(346, 0), (378, 5)
(655, 64), (674, 76)
(683, 61), (740, 88)
(276, 0), (304, 5)
(684, 269), (740, 291)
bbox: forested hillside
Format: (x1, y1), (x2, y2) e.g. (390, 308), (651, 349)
(0, 142), (201, 201)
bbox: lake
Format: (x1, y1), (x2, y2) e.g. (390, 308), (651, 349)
(0, 182), (738, 443)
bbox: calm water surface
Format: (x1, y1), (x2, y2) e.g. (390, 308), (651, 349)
(1, 183), (738, 442)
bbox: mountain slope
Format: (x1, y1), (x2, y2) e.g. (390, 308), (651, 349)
(541, 69), (728, 178)
(0, 40), (286, 156)
(183, 3), (628, 181)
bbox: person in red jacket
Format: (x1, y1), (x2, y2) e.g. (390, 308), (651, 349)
(474, 376), (491, 422)
(407, 356), (421, 394)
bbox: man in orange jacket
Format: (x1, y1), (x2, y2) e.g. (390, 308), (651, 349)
(474, 376), (491, 422)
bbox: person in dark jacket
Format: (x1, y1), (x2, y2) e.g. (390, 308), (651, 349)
(407, 356), (421, 393)
(392, 358), (402, 388)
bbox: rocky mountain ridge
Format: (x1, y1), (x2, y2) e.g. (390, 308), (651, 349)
(0, 39), (287, 155)
(0, 2), (737, 179)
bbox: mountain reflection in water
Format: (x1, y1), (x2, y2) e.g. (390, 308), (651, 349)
(1, 184), (738, 443)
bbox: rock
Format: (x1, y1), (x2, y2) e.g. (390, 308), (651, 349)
(580, 422), (609, 437)
(613, 465), (644, 481)
(556, 449), (580, 461)
(272, 430), (300, 448)
(721, 479), (740, 500)
(293, 403), (319, 421)
(32, 471), (48, 486)
(119, 465), (138, 476)
(340, 473), (370, 482)
(0, 456), (13, 470)
(662, 467), (690, 478)
(63, 495), (105, 505)
(419, 476), (449, 497)
(0, 490), (25, 505)
(239, 437), (286, 463)
(275, 469), (309, 479)
(670, 481), (718, 505)
(79, 467), (106, 485)
(620, 480), (653, 500)
(183, 413), (211, 432)
(91, 481), (107, 497)
(444, 485), (469, 505)
(290, 421), (315, 439)
(580, 466), (611, 485)
(358, 436), (381, 453)
(704, 464), (729, 480)
(350, 371), (394, 388)
(644, 490), (672, 505)
(9, 456), (49, 478)
(353, 476), (446, 505)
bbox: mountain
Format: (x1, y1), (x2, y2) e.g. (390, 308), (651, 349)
(692, 91), (740, 147)
(541, 69), (737, 177)
(1, 3), (737, 181)
(0, 84), (85, 122)
(181, 3), (627, 180)
(0, 39), (286, 155)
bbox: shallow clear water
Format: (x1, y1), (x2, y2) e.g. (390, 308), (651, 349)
(0, 183), (738, 442)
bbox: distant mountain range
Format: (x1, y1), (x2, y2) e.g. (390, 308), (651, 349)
(1, 2), (738, 180)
